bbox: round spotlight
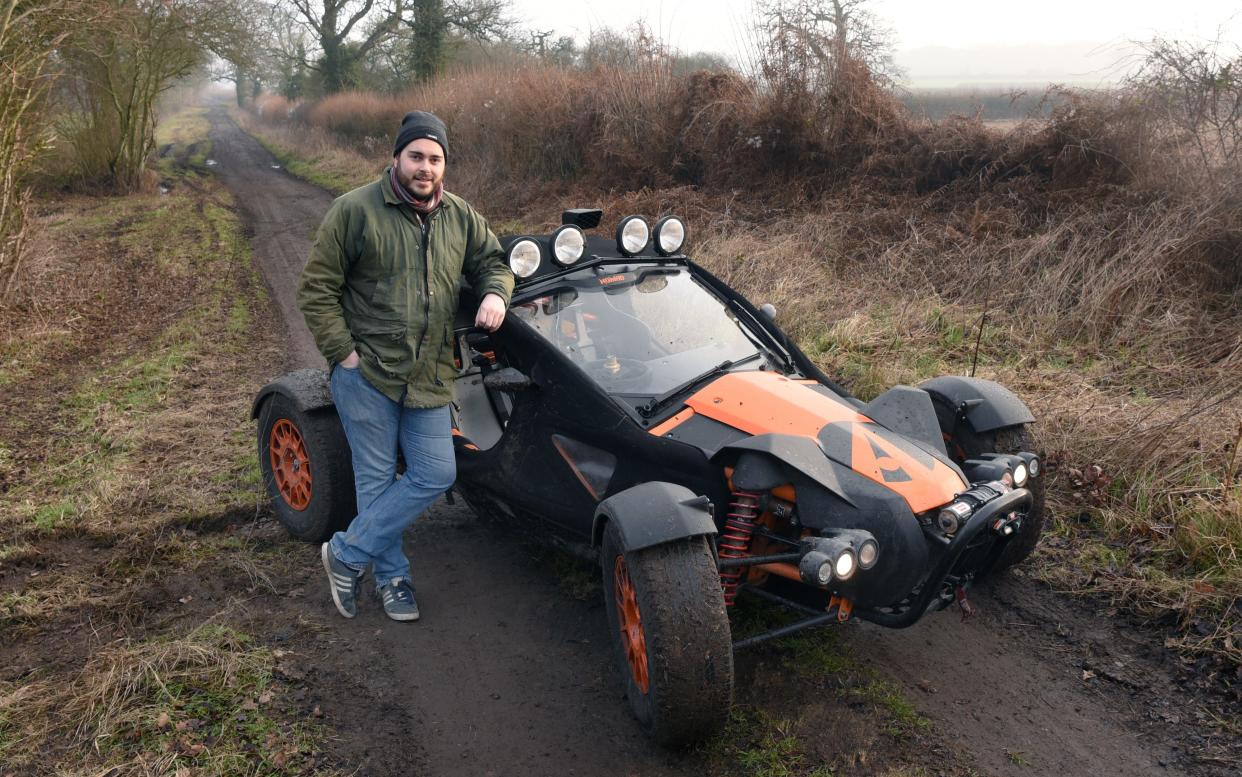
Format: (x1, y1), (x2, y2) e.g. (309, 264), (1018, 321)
(799, 550), (833, 586)
(1028, 457), (1040, 477)
(653, 216), (686, 256)
(551, 225), (586, 266)
(1013, 462), (1029, 487)
(615, 216), (649, 256)
(507, 238), (541, 279)
(858, 539), (879, 570)
(834, 548), (857, 580)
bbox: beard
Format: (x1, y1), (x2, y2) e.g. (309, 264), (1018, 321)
(395, 166), (441, 201)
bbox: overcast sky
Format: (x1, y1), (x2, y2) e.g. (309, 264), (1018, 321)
(515, 0), (1242, 85)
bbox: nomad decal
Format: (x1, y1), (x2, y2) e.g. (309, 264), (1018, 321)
(849, 423), (963, 511)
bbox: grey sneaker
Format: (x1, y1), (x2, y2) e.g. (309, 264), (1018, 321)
(321, 542), (361, 618)
(378, 579), (420, 622)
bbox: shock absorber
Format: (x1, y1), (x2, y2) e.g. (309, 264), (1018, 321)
(718, 490), (761, 606)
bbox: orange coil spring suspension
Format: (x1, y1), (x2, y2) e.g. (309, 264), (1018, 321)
(718, 490), (761, 606)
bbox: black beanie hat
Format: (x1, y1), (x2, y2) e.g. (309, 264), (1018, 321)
(393, 110), (449, 160)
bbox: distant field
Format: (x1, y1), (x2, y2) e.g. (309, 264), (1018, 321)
(899, 86), (1072, 122)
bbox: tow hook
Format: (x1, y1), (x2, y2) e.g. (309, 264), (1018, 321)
(829, 594), (854, 623)
(954, 584), (976, 621)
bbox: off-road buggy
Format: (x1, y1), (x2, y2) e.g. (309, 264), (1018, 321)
(254, 209), (1043, 746)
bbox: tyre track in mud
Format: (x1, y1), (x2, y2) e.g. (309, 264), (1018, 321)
(207, 100), (1234, 777)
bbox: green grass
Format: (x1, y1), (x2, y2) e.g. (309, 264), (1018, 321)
(155, 105), (213, 174)
(709, 707), (815, 777)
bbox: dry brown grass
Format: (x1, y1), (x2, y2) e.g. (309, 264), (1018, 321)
(0, 619), (333, 776)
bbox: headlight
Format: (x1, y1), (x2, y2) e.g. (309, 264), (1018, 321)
(615, 216), (649, 256)
(653, 216), (686, 255)
(857, 539), (879, 569)
(551, 225), (585, 266)
(507, 239), (541, 278)
(833, 547), (857, 580)
(1012, 462), (1029, 487)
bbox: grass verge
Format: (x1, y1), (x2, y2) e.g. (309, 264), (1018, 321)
(0, 105), (330, 774)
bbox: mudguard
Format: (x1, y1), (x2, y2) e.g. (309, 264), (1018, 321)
(592, 482), (717, 552)
(919, 376), (1035, 434)
(251, 368), (336, 419)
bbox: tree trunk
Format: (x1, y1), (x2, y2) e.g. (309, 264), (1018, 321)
(410, 0), (447, 82)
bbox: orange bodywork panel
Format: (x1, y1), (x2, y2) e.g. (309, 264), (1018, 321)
(685, 372), (867, 435)
(648, 407), (695, 437)
(675, 371), (965, 513)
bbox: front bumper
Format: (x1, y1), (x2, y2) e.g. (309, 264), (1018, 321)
(725, 485), (1034, 647)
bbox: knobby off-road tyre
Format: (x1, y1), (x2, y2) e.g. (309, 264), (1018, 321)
(600, 520), (734, 747)
(257, 393), (356, 542)
(945, 421), (1046, 572)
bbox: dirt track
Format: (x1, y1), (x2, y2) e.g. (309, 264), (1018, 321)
(206, 101), (1238, 777)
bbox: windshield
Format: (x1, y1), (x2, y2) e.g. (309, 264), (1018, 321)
(511, 266), (767, 397)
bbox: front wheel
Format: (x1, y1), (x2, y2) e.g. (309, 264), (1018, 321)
(600, 521), (734, 746)
(257, 393), (356, 542)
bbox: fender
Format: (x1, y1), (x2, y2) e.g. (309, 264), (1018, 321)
(919, 376), (1035, 434)
(592, 482), (717, 552)
(251, 368), (336, 420)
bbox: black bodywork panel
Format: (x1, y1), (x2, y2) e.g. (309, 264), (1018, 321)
(862, 386), (949, 457)
(452, 314), (730, 543)
(919, 376), (1035, 434)
(716, 434), (854, 507)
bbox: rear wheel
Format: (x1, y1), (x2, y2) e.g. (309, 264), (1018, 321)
(942, 417), (1045, 571)
(257, 393), (355, 542)
(600, 521), (733, 746)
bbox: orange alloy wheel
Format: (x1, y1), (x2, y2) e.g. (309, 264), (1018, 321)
(613, 555), (650, 694)
(270, 419), (312, 510)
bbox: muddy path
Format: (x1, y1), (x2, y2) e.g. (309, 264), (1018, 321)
(206, 100), (1237, 777)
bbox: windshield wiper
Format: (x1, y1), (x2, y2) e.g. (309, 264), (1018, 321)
(636, 353), (762, 419)
(729, 300), (796, 373)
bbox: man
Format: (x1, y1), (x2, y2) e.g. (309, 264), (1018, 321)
(297, 110), (514, 622)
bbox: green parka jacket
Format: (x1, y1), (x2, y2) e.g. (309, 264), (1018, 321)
(296, 168), (514, 408)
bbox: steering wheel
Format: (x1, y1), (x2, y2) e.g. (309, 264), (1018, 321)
(584, 356), (651, 390)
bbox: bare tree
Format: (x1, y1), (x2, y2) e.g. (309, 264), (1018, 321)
(60, 0), (257, 191)
(284, 0), (399, 92)
(398, 0), (510, 81)
(1124, 35), (1242, 185)
(754, 0), (897, 89)
(0, 0), (84, 301)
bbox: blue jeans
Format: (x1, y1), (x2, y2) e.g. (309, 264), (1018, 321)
(327, 364), (456, 590)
